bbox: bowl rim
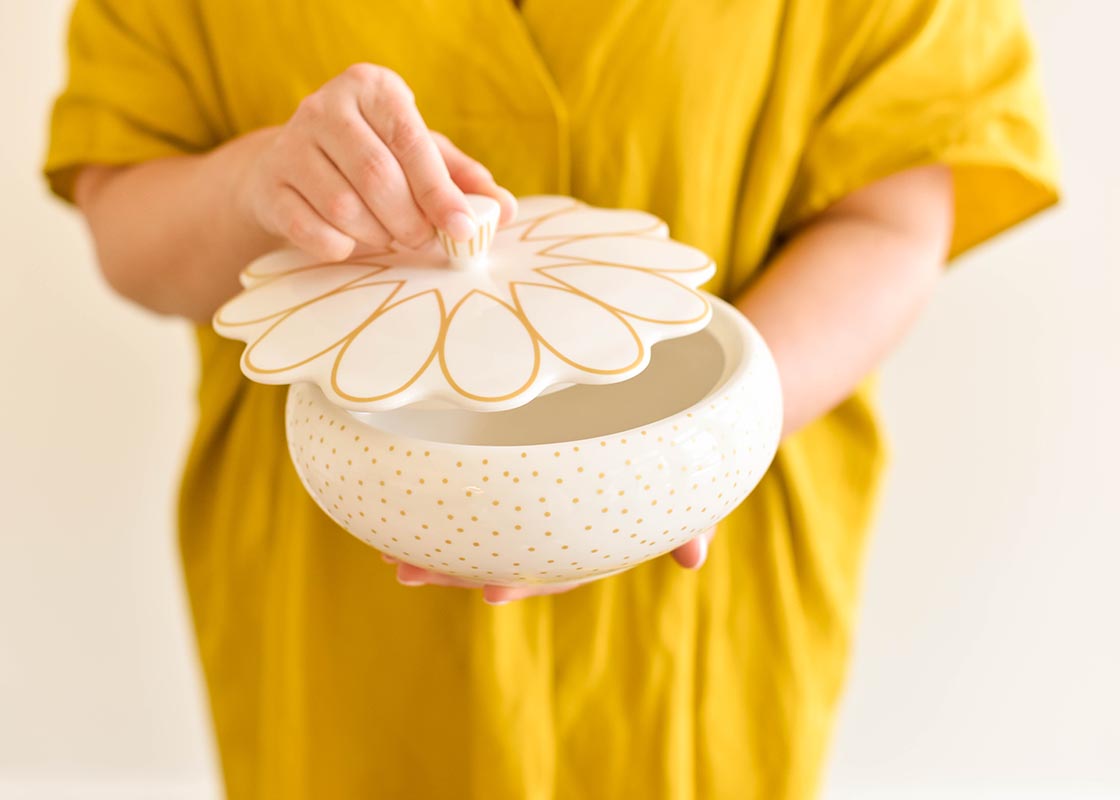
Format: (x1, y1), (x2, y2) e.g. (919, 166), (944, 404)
(310, 295), (780, 451)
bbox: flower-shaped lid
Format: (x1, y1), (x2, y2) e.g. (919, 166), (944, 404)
(213, 195), (716, 412)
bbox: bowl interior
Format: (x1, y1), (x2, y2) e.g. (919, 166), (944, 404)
(345, 302), (747, 447)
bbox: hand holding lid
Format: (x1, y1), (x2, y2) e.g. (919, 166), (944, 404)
(435, 195), (501, 270)
(213, 195), (717, 412)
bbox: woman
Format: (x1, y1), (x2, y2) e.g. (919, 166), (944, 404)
(45, 0), (1057, 797)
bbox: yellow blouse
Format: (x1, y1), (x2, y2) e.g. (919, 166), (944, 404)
(45, 1), (1057, 798)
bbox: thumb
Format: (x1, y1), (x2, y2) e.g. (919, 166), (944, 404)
(671, 528), (715, 570)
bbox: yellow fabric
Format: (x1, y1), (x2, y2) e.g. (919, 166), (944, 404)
(45, 1), (1057, 797)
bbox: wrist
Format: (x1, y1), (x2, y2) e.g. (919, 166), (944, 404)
(212, 126), (285, 254)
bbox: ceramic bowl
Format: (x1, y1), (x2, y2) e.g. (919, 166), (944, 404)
(285, 295), (782, 585)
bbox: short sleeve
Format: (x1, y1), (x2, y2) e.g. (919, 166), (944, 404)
(43, 0), (218, 202)
(779, 0), (1059, 259)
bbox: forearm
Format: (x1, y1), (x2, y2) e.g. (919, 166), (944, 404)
(75, 129), (279, 322)
(738, 165), (954, 437)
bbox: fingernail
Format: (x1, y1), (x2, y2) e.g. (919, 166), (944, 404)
(397, 578), (425, 587)
(485, 598), (511, 606)
(501, 189), (518, 219)
(693, 535), (709, 569)
(445, 211), (478, 242)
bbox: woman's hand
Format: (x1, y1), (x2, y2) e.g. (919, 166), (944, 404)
(75, 62), (517, 320)
(388, 527), (716, 605)
(238, 63), (517, 262)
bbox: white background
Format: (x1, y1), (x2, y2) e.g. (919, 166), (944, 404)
(1, 1), (1116, 798)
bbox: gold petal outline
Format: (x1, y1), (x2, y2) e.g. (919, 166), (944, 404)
(242, 280), (405, 375)
(520, 208), (667, 243)
(437, 289), (542, 403)
(225, 200), (713, 404)
(534, 264), (711, 326)
(535, 236), (714, 276)
(329, 289), (445, 403)
(517, 203), (587, 241)
(215, 265), (389, 328)
(508, 281), (645, 376)
(241, 249), (394, 281)
(241, 252), (318, 283)
(499, 197), (583, 237)
(501, 197), (671, 242)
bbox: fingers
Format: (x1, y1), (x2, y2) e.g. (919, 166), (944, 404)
(671, 538), (707, 569)
(353, 67), (478, 242)
(482, 581), (586, 606)
(388, 553), (589, 604)
(316, 102), (436, 250)
(396, 561), (483, 589)
(431, 132), (518, 225)
(267, 64), (513, 257)
(671, 527), (717, 570)
(269, 185), (356, 262)
(290, 146), (393, 247)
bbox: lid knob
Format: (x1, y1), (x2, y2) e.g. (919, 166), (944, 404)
(436, 195), (501, 269)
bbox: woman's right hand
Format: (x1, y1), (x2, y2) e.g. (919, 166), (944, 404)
(237, 63), (517, 262)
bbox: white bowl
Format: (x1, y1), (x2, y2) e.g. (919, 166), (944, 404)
(285, 296), (781, 585)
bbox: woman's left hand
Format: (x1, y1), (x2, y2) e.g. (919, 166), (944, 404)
(387, 527), (716, 605)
